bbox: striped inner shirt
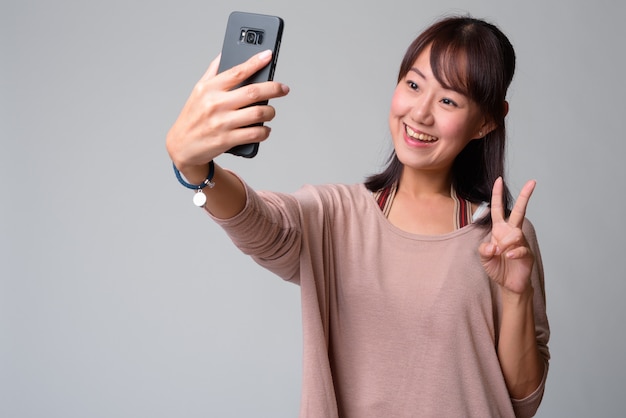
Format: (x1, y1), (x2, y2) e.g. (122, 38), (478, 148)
(373, 182), (473, 229)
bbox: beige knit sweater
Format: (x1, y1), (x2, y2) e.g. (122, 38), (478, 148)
(211, 181), (550, 418)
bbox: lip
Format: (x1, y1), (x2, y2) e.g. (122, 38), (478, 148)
(403, 123), (438, 147)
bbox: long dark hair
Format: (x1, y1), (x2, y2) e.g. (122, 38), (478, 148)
(365, 16), (516, 225)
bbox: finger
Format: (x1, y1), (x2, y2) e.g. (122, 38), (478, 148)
(478, 242), (497, 260)
(229, 81), (290, 111)
(505, 245), (532, 260)
(494, 228), (526, 255)
(200, 54), (222, 82)
(490, 177), (505, 224)
(236, 104), (277, 127)
(219, 104), (277, 131)
(224, 125), (272, 150)
(215, 49), (274, 91)
(508, 180), (536, 228)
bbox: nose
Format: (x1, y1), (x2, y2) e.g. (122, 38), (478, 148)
(410, 95), (435, 126)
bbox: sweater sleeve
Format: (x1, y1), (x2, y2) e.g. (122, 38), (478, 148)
(510, 219), (551, 418)
(207, 178), (304, 283)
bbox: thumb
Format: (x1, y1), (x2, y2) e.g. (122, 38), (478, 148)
(200, 53), (221, 82)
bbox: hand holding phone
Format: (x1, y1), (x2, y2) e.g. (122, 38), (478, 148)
(218, 11), (284, 158)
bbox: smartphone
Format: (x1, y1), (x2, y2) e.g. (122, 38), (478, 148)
(218, 11), (284, 158)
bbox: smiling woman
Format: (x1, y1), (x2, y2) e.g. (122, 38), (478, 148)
(367, 17), (516, 224)
(166, 14), (549, 418)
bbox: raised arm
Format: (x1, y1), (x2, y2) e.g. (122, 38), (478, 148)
(166, 50), (290, 218)
(479, 178), (546, 402)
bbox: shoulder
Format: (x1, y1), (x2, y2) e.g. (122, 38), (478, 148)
(292, 183), (374, 211)
(246, 182), (375, 219)
(287, 183), (380, 226)
(520, 217), (538, 240)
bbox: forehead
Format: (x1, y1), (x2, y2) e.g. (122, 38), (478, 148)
(409, 49), (434, 79)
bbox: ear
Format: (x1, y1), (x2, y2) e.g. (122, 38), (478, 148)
(473, 119), (497, 139)
(473, 101), (509, 139)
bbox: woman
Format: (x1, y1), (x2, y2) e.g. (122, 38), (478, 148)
(167, 15), (549, 418)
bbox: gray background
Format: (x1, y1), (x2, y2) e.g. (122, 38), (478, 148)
(2, 0), (625, 417)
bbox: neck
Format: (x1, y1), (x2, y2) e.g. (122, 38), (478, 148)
(398, 167), (453, 198)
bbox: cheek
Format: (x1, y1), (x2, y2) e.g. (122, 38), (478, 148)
(440, 112), (481, 140)
(389, 88), (406, 120)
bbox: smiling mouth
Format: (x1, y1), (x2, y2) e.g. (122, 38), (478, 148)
(405, 125), (438, 143)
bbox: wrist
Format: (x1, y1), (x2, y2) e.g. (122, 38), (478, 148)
(501, 285), (534, 306)
(177, 163), (213, 185)
(172, 161), (215, 207)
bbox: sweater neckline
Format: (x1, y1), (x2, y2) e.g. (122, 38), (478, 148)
(363, 184), (486, 241)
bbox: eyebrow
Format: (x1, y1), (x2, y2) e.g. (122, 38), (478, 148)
(409, 67), (427, 79)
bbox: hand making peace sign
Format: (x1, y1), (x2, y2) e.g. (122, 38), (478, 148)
(479, 177), (537, 295)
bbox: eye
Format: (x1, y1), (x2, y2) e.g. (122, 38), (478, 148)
(441, 97), (458, 107)
(406, 80), (419, 91)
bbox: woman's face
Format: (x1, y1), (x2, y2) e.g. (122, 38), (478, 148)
(389, 46), (490, 176)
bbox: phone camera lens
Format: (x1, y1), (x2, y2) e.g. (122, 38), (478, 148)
(245, 31), (258, 44)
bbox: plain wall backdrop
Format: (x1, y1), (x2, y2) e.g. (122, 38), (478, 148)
(2, 0), (625, 416)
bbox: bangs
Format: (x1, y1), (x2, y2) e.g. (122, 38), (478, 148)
(427, 23), (508, 111)
(430, 40), (471, 97)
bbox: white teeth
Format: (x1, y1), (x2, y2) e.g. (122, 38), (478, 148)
(406, 125), (437, 142)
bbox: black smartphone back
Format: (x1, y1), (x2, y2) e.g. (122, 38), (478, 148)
(218, 11), (284, 158)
